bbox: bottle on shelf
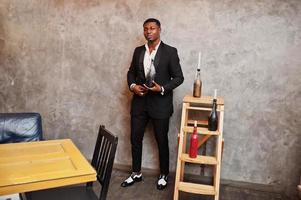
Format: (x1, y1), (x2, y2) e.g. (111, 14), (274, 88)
(193, 52), (202, 97)
(193, 68), (202, 98)
(208, 89), (218, 131)
(189, 121), (198, 158)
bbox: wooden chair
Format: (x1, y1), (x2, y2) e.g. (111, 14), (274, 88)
(25, 125), (118, 200)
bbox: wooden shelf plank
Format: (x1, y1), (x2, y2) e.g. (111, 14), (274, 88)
(183, 126), (219, 135)
(187, 120), (208, 126)
(181, 154), (218, 165)
(178, 182), (216, 195)
(186, 106), (223, 112)
(183, 95), (224, 105)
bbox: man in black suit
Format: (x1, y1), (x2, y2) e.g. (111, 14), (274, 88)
(121, 18), (184, 190)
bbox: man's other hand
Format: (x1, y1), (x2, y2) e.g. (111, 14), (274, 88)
(133, 85), (148, 96)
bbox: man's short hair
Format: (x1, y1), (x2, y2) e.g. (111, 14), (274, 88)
(143, 18), (161, 28)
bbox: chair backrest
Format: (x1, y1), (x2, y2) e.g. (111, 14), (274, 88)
(90, 125), (118, 200)
(0, 113), (43, 144)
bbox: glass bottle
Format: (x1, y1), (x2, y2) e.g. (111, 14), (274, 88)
(193, 68), (202, 97)
(189, 121), (198, 158)
(146, 59), (156, 88)
(208, 89), (218, 131)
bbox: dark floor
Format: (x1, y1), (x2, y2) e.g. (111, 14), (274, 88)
(94, 169), (287, 200)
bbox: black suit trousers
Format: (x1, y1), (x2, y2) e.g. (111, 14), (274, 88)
(131, 111), (170, 175)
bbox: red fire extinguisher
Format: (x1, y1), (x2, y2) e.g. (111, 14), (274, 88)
(189, 121), (198, 158)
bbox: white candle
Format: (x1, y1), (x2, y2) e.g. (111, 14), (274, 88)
(214, 89), (217, 99)
(197, 52), (201, 69)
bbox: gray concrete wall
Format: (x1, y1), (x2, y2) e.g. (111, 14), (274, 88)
(0, 0), (300, 197)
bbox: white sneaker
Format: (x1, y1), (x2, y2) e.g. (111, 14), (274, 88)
(121, 172), (143, 187)
(157, 174), (168, 190)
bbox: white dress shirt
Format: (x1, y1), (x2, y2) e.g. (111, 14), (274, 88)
(143, 41), (161, 77)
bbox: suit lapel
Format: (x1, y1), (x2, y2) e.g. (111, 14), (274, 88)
(154, 42), (163, 71)
(139, 47), (146, 78)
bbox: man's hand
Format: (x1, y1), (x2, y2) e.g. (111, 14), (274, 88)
(133, 84), (148, 96)
(143, 81), (161, 93)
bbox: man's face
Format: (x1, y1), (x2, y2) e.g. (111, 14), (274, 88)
(143, 22), (161, 42)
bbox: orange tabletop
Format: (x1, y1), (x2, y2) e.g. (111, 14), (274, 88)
(0, 139), (96, 195)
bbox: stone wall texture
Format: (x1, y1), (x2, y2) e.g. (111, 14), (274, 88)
(0, 0), (300, 198)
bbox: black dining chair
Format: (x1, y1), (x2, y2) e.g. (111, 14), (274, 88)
(25, 125), (118, 200)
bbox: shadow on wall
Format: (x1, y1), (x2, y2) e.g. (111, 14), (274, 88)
(0, 38), (3, 55)
(0, 12), (5, 110)
(0, 12), (4, 58)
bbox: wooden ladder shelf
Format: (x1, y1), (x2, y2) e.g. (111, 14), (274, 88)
(174, 95), (225, 200)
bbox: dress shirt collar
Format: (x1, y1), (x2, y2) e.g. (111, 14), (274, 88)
(145, 41), (161, 55)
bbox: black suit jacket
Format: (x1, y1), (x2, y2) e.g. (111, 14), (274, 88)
(127, 42), (184, 119)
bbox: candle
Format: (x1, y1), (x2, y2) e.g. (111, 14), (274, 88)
(214, 89), (217, 99)
(197, 52), (202, 70)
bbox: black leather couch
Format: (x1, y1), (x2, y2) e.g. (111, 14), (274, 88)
(0, 113), (43, 144)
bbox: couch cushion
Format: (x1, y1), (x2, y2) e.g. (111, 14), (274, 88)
(0, 113), (43, 143)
